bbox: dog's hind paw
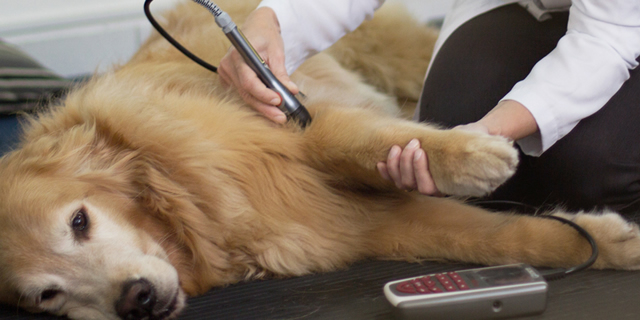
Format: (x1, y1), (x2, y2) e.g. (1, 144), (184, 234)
(427, 129), (519, 197)
(555, 211), (640, 270)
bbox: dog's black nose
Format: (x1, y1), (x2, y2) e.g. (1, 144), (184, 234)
(116, 278), (157, 320)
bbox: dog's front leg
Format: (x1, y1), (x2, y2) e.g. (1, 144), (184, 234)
(301, 106), (518, 196)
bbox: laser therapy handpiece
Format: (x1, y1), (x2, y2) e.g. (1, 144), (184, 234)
(194, 0), (311, 127)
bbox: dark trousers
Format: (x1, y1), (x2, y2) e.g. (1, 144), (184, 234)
(418, 4), (640, 214)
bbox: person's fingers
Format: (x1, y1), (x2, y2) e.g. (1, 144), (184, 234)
(233, 70), (286, 123)
(386, 145), (403, 188)
(236, 65), (276, 103)
(219, 50), (287, 123)
(399, 139), (420, 189)
(377, 162), (391, 181)
(413, 149), (441, 196)
(382, 140), (443, 196)
(241, 94), (287, 124)
(229, 52), (282, 106)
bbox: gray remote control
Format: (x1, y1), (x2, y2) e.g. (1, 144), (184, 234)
(384, 264), (548, 320)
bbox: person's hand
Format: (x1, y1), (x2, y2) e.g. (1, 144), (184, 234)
(452, 122), (490, 135)
(376, 124), (491, 196)
(218, 7), (298, 124)
(378, 100), (538, 196)
(377, 139), (442, 196)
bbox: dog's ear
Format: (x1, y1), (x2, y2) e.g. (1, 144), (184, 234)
(103, 151), (235, 295)
(136, 156), (236, 294)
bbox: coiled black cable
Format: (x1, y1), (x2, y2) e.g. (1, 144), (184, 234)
(469, 200), (599, 280)
(144, 0), (219, 73)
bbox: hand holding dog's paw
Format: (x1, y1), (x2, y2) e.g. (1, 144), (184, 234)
(427, 129), (519, 197)
(555, 211), (640, 270)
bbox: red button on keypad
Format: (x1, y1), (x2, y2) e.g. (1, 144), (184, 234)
(444, 284), (458, 291)
(396, 282), (417, 294)
(422, 278), (437, 287)
(430, 286), (443, 293)
(412, 280), (427, 290)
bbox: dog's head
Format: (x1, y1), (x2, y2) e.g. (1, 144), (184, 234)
(0, 125), (187, 320)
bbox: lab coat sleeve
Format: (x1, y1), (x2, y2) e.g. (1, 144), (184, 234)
(258, 0), (385, 74)
(503, 0), (640, 156)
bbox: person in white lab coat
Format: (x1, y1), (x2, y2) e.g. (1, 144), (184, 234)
(218, 0), (640, 213)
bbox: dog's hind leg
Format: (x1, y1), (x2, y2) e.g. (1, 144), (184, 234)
(362, 196), (640, 270)
(327, 3), (438, 102)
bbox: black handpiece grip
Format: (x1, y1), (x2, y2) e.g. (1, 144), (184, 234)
(225, 28), (311, 127)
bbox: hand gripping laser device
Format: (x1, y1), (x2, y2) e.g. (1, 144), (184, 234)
(144, 0), (312, 127)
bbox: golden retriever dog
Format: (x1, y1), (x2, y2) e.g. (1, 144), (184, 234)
(1, 1), (640, 319)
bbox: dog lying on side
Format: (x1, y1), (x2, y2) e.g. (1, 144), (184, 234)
(1, 1), (640, 319)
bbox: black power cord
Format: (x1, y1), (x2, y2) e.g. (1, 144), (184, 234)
(538, 214), (599, 280)
(144, 0), (219, 73)
(469, 200), (599, 281)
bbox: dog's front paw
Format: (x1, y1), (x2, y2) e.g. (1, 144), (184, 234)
(555, 211), (640, 270)
(427, 129), (518, 196)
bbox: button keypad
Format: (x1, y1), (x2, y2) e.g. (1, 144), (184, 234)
(394, 271), (471, 295)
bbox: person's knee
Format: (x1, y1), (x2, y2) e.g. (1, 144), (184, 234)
(539, 139), (639, 212)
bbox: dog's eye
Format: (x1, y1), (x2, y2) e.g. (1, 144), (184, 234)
(72, 209), (87, 231)
(71, 207), (89, 238)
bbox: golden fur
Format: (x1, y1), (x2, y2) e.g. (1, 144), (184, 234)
(1, 1), (640, 319)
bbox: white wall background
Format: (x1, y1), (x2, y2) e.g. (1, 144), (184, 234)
(0, 0), (453, 78)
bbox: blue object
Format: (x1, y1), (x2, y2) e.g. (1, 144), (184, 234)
(0, 115), (20, 156)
